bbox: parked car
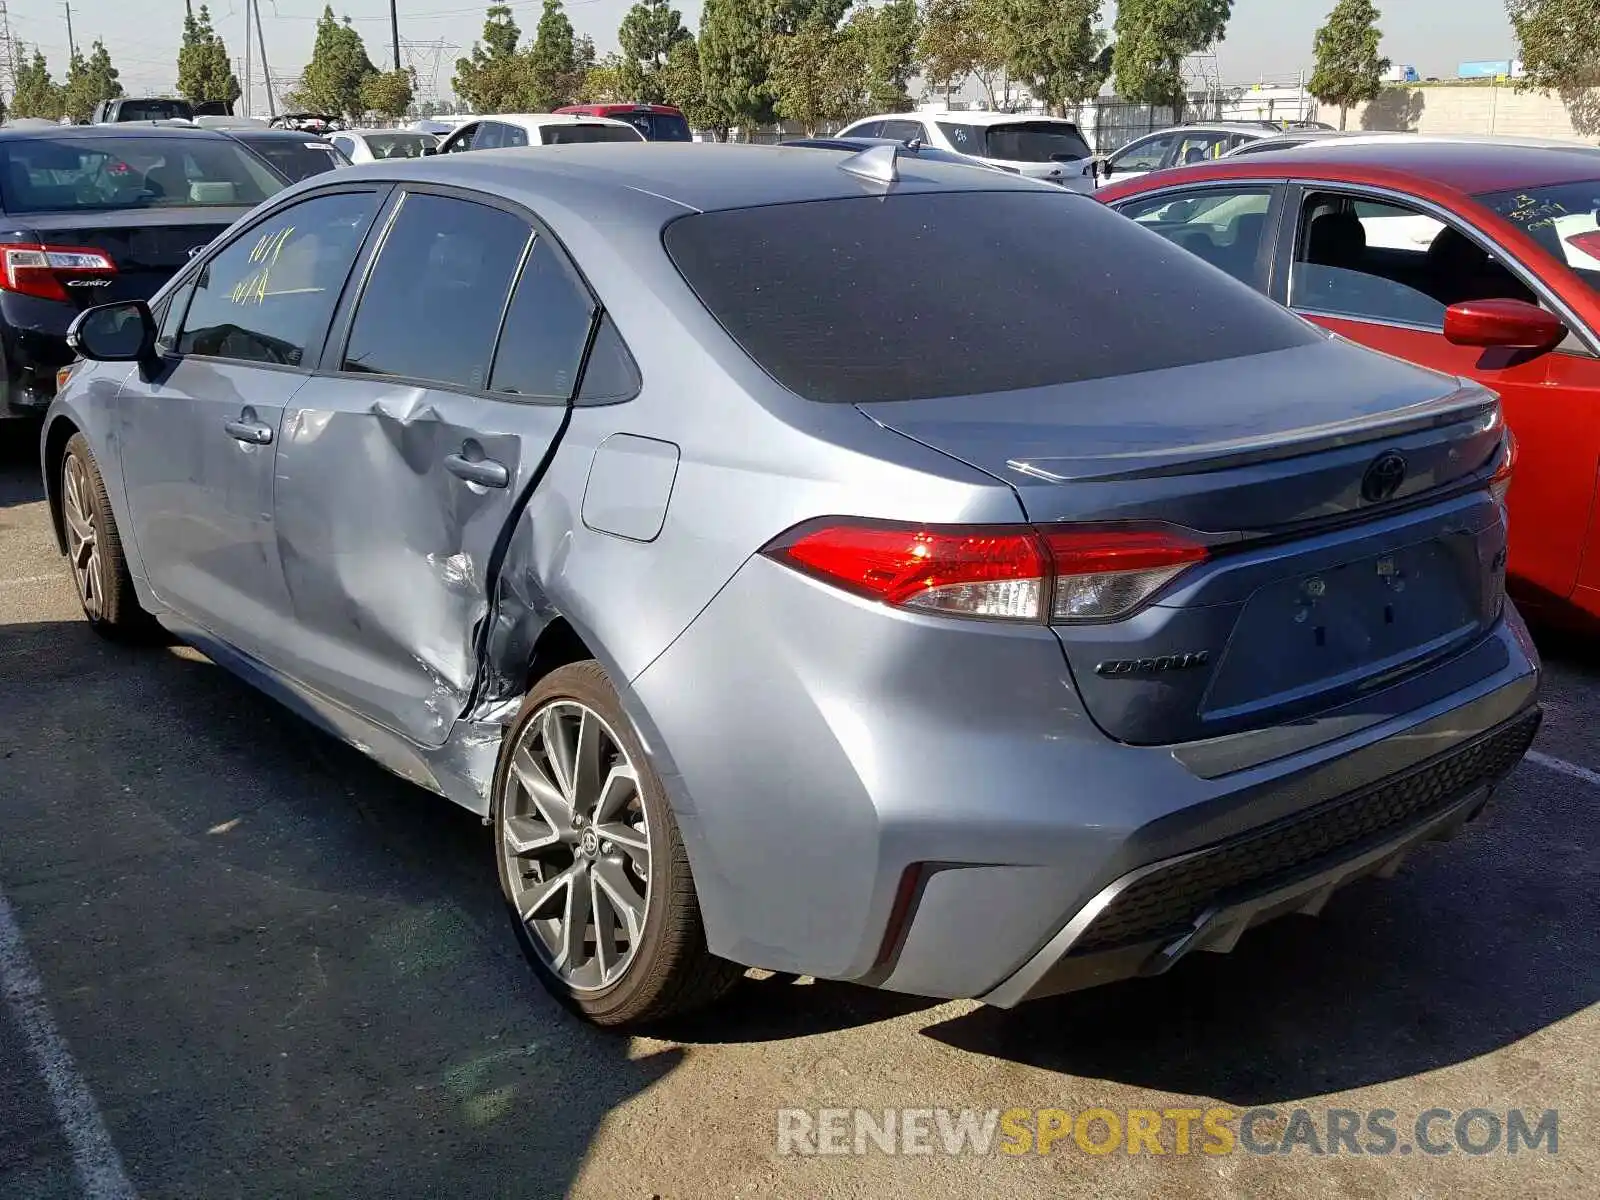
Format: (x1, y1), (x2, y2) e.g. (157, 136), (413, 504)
(92, 97), (195, 124)
(438, 114), (645, 152)
(270, 112), (344, 135)
(1097, 121), (1293, 185)
(43, 143), (1538, 1029)
(0, 124), (283, 423)
(781, 135), (1020, 173)
(330, 128), (439, 163)
(554, 103), (692, 142)
(220, 128), (351, 181)
(834, 109), (1097, 191)
(1223, 128), (1363, 156)
(1097, 137), (1600, 626)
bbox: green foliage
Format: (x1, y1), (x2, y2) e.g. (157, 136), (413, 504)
(915, 0), (1006, 105)
(12, 47), (65, 120)
(697, 0), (775, 130)
(769, 12), (865, 133)
(1509, 0), (1600, 92)
(288, 8), (377, 119)
(177, 3), (242, 105)
(618, 0), (692, 103)
(62, 41), (125, 124)
(527, 0), (586, 110)
(1112, 0), (1232, 112)
(580, 52), (628, 102)
(1309, 0), (1389, 128)
(452, 5), (531, 112)
(360, 68), (416, 117)
(849, 0), (921, 111)
(661, 36), (723, 133)
(995, 0), (1111, 114)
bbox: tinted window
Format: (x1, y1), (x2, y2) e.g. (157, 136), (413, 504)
(489, 236), (595, 400)
(237, 136), (344, 182)
(361, 132), (434, 159)
(576, 315), (642, 405)
(540, 123), (641, 145)
(611, 111), (693, 141)
(879, 119), (927, 142)
(116, 99), (193, 122)
(665, 191), (1318, 404)
(501, 122), (530, 148)
(343, 193), (531, 389)
(844, 120), (882, 138)
(0, 135), (283, 214)
(1111, 133), (1178, 172)
(937, 120), (1090, 163)
(1477, 180), (1600, 298)
(472, 122), (505, 150)
(444, 124), (478, 152)
(179, 190), (380, 366)
(156, 277), (193, 349)
(1172, 132), (1228, 166)
(1119, 187), (1274, 283)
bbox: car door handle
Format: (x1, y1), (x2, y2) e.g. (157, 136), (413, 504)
(444, 452), (509, 489)
(224, 418), (274, 445)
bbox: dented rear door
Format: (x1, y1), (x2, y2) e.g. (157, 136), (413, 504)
(270, 188), (600, 748)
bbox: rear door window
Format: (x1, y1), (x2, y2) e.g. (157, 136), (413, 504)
(178, 189), (382, 367)
(664, 190), (1318, 403)
(342, 192), (531, 390)
(879, 119), (927, 142)
(1109, 132), (1178, 173)
(1117, 187), (1276, 284)
(489, 236), (596, 401)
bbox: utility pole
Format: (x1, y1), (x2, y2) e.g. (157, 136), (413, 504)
(252, 0), (276, 118)
(0, 0), (17, 108)
(61, 0), (75, 59)
(242, 0), (252, 117)
(390, 0), (401, 71)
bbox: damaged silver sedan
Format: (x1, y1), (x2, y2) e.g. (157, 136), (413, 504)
(40, 144), (1539, 1028)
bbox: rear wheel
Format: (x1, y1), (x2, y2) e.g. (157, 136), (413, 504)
(60, 433), (152, 638)
(492, 661), (741, 1027)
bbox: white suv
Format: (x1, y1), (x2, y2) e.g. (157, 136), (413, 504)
(835, 110), (1097, 192)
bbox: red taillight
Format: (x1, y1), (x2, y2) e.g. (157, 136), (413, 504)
(1, 244), (117, 301)
(763, 519), (1209, 623)
(1490, 429), (1517, 506)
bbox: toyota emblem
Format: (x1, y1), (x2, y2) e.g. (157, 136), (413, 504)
(1361, 451), (1407, 503)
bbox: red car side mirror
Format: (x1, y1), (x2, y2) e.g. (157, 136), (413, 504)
(1443, 298), (1565, 353)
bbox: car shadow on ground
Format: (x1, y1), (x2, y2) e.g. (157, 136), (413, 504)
(0, 421), (44, 510)
(0, 619), (681, 1199)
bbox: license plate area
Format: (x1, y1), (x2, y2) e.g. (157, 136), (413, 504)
(1203, 536), (1482, 719)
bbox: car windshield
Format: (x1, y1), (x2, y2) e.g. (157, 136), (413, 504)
(235, 136), (344, 182)
(938, 120), (1091, 163)
(1476, 180), (1600, 296)
(361, 132), (434, 158)
(664, 190), (1318, 403)
(116, 99), (192, 122)
(540, 123), (642, 145)
(0, 135), (283, 213)
(611, 112), (692, 142)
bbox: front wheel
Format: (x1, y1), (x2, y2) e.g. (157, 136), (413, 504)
(492, 661), (742, 1027)
(60, 433), (153, 638)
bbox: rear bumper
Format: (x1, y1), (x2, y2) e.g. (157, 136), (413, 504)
(982, 703), (1539, 1006)
(1, 298), (77, 420)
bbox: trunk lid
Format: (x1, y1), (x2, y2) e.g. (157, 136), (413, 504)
(13, 208), (248, 308)
(858, 339), (1510, 745)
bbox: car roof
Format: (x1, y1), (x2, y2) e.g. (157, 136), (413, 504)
(0, 123), (231, 141)
(861, 109), (1082, 128)
(346, 127), (432, 137)
(556, 103), (683, 115)
(226, 128), (336, 140)
(336, 141), (1049, 213)
(464, 113), (643, 131)
(1235, 136), (1600, 191)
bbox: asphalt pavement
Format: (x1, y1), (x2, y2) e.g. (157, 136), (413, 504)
(1, 428), (1596, 1199)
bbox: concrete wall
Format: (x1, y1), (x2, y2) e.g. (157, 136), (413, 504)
(1349, 85), (1600, 142)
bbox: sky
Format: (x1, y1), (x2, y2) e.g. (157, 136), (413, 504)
(5, 0), (1522, 110)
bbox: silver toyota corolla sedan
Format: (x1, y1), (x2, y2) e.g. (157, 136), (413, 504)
(40, 143), (1540, 1028)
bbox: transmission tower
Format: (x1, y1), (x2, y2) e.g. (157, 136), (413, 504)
(400, 38), (455, 100)
(0, 0), (17, 110)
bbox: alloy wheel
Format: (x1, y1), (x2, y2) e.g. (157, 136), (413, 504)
(61, 455), (104, 621)
(500, 700), (653, 992)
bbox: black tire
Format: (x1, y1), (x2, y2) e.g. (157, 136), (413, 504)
(492, 660), (743, 1027)
(60, 433), (155, 640)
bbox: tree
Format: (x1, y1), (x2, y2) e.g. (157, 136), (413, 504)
(177, 2), (242, 106)
(1509, 0), (1600, 134)
(769, 12), (866, 134)
(289, 7), (377, 119)
(62, 41), (125, 123)
(849, 0), (921, 111)
(527, 0), (583, 109)
(661, 36), (725, 136)
(618, 0), (692, 103)
(994, 0), (1111, 116)
(1112, 0), (1232, 116)
(360, 68), (416, 117)
(12, 48), (65, 120)
(1308, 0), (1388, 128)
(696, 0), (775, 133)
(453, 5), (531, 112)
(915, 0), (1006, 107)
(580, 52), (627, 102)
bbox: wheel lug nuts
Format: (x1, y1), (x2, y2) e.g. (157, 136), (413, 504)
(601, 840), (614, 855)
(572, 815), (584, 828)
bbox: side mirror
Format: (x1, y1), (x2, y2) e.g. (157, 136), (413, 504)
(66, 300), (156, 363)
(1097, 156), (1113, 179)
(1443, 298), (1565, 353)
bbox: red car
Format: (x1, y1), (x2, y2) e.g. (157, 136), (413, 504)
(552, 102), (692, 142)
(1097, 138), (1600, 627)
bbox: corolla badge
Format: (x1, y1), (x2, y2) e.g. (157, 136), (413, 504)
(1095, 651), (1210, 677)
(1360, 450), (1408, 503)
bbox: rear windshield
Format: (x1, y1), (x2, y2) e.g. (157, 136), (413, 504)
(362, 132), (434, 159)
(937, 120), (1091, 163)
(1476, 180), (1600, 298)
(0, 135), (284, 213)
(611, 111), (693, 142)
(115, 99), (193, 122)
(540, 123), (643, 145)
(664, 190), (1319, 403)
(236, 136), (344, 181)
